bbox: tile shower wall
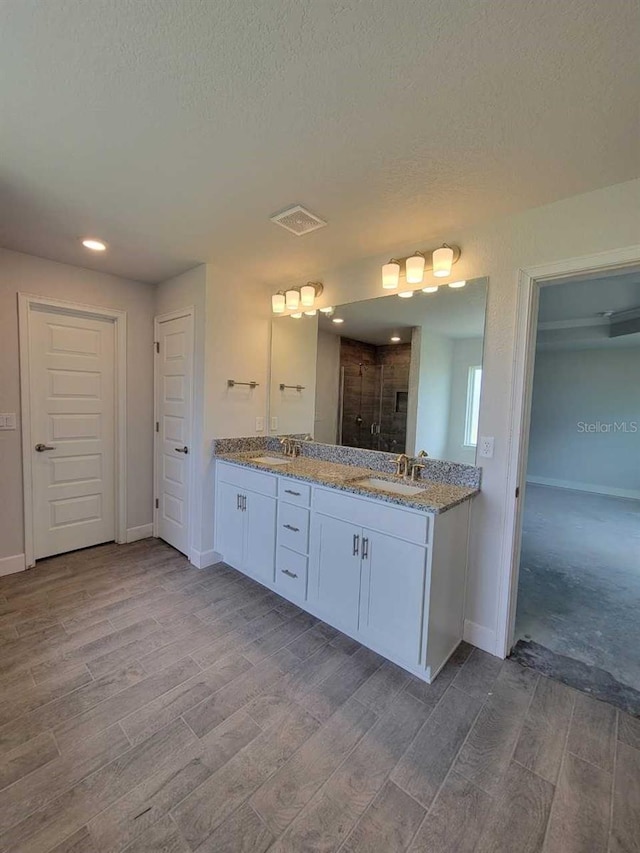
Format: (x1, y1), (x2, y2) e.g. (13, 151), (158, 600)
(339, 337), (411, 452)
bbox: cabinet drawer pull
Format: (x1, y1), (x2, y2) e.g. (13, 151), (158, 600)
(284, 489), (301, 496)
(283, 524), (300, 532)
(281, 568), (298, 579)
(353, 534), (360, 556)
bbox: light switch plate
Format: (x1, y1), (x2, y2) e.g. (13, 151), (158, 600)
(255, 416), (264, 432)
(270, 416), (278, 432)
(0, 413), (16, 430)
(478, 436), (494, 458)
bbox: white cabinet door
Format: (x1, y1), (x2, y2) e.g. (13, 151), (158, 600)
(216, 480), (245, 570)
(313, 515), (362, 632)
(245, 491), (276, 585)
(360, 531), (427, 665)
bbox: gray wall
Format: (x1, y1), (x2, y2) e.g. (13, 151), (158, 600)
(314, 329), (340, 444)
(528, 346), (640, 498)
(0, 248), (156, 562)
(446, 338), (484, 465)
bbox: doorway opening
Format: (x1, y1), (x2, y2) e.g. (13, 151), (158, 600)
(510, 266), (640, 708)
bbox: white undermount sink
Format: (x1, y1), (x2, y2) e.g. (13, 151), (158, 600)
(354, 477), (426, 496)
(250, 455), (292, 465)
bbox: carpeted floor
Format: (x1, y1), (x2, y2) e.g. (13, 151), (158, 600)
(515, 484), (640, 692)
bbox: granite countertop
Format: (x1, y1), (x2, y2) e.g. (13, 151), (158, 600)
(216, 451), (479, 514)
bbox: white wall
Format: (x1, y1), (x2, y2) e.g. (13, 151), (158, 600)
(314, 329), (340, 444)
(269, 315), (318, 436)
(414, 330), (453, 459)
(187, 178), (640, 655)
(527, 345), (640, 498)
(446, 338), (484, 465)
(0, 248), (156, 564)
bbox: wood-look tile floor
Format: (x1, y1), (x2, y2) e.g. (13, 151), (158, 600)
(0, 540), (638, 853)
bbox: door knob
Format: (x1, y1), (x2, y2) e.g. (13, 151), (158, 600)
(35, 443), (56, 452)
(175, 446), (189, 454)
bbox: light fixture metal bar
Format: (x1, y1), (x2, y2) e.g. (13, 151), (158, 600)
(279, 383), (306, 391)
(396, 244), (461, 275)
(227, 379), (259, 389)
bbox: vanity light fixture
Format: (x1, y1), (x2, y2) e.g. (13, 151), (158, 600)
(291, 312), (303, 319)
(380, 244), (460, 291)
(432, 244), (454, 277)
(406, 252), (426, 284)
(382, 260), (401, 289)
(82, 238), (107, 251)
(273, 282), (324, 315)
(398, 291), (414, 298)
(448, 280), (467, 289)
(272, 293), (286, 313)
(332, 317), (344, 324)
(319, 306), (334, 313)
(304, 309), (317, 316)
(285, 289), (300, 310)
(422, 285), (438, 294)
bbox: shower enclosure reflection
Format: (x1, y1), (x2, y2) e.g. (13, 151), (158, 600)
(269, 277), (488, 464)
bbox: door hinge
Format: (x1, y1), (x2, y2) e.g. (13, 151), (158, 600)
(155, 342), (159, 353)
(155, 421), (159, 433)
(155, 498), (159, 509)
(515, 486), (520, 499)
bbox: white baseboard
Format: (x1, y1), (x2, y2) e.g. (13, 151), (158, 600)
(190, 549), (223, 570)
(463, 619), (498, 656)
(126, 524), (154, 543)
(0, 553), (26, 577)
(527, 476), (640, 501)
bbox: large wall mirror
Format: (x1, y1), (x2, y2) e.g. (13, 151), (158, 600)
(269, 276), (488, 464)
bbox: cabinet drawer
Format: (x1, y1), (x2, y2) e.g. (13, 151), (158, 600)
(278, 478), (311, 507)
(314, 487), (430, 544)
(275, 546), (307, 601)
(278, 503), (310, 554)
(217, 461), (277, 497)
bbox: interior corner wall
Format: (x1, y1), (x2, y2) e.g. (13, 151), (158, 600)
(0, 248), (156, 564)
(527, 346), (640, 498)
(415, 330), (453, 459)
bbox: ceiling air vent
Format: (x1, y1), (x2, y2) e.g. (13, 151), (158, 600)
(270, 205), (327, 236)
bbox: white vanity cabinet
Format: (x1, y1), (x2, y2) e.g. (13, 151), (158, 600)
(214, 460), (471, 682)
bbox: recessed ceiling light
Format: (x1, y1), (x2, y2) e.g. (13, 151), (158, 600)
(422, 285), (438, 294)
(398, 291), (414, 298)
(319, 306), (334, 314)
(391, 336), (401, 342)
(332, 318), (344, 324)
(291, 312), (303, 319)
(448, 280), (466, 289)
(81, 238), (107, 251)
(304, 310), (317, 316)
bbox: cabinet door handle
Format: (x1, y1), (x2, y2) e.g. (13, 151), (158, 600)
(242, 495), (247, 512)
(236, 493), (241, 510)
(353, 534), (360, 556)
(362, 537), (369, 559)
(284, 489), (301, 496)
(283, 524), (300, 532)
(281, 568), (298, 578)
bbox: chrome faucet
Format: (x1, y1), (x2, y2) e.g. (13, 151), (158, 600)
(279, 437), (300, 458)
(394, 453), (410, 478)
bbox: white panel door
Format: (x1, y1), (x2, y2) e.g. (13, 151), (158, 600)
(30, 308), (116, 559)
(156, 313), (193, 556)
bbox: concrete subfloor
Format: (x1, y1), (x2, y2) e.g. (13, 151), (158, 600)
(515, 484), (640, 691)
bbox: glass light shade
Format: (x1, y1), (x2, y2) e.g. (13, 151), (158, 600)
(291, 312), (303, 319)
(271, 293), (285, 314)
(319, 306), (334, 314)
(382, 261), (400, 289)
(422, 285), (438, 294)
(285, 289), (300, 310)
(300, 285), (316, 307)
(398, 290), (414, 298)
(304, 309), (317, 316)
(448, 280), (466, 289)
(432, 245), (454, 277)
(405, 254), (425, 284)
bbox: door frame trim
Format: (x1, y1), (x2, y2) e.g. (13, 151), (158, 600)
(496, 243), (640, 658)
(153, 306), (195, 560)
(18, 293), (128, 567)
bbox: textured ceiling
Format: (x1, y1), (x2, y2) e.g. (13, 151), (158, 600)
(1, 0), (639, 284)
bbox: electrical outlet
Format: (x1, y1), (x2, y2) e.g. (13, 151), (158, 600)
(478, 436), (494, 459)
(270, 416), (278, 432)
(0, 413), (16, 430)
(255, 416), (264, 432)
